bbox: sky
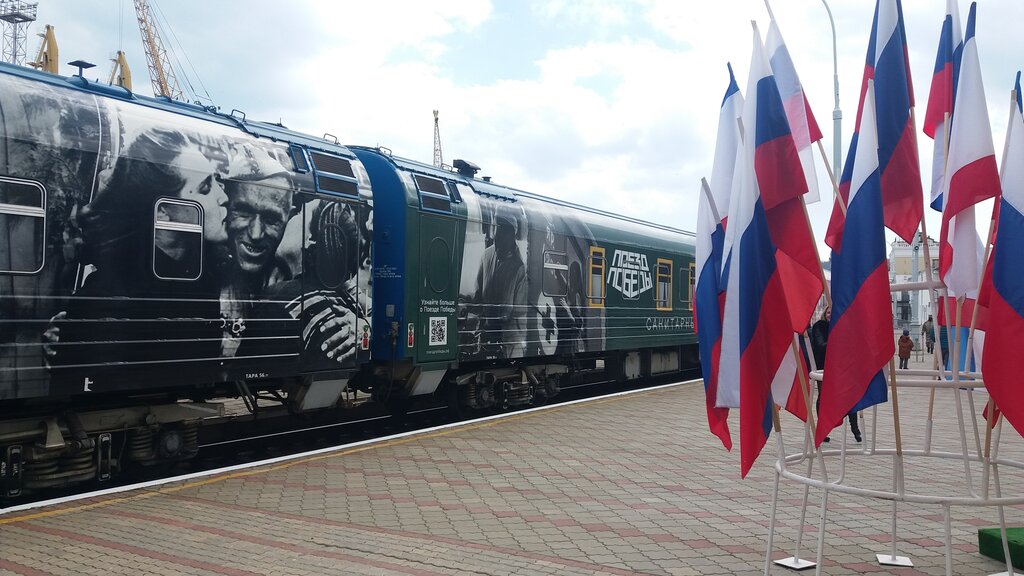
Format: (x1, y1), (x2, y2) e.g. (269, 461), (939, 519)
(25, 0), (1024, 256)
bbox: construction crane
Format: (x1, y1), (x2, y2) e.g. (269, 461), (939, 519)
(27, 22), (55, 73)
(108, 50), (132, 90)
(433, 110), (443, 167)
(133, 0), (183, 99)
(0, 0), (36, 66)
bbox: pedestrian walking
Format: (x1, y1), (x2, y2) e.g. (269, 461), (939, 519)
(898, 329), (913, 369)
(922, 314), (935, 354)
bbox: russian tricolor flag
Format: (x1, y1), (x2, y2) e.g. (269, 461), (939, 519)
(923, 0), (963, 212)
(816, 80), (893, 447)
(752, 35), (823, 337)
(826, 0), (922, 251)
(982, 72), (1024, 438)
(719, 24), (803, 477)
(765, 17), (823, 205)
(696, 64), (742, 452)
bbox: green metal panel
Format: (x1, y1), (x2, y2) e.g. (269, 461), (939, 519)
(594, 238), (696, 352)
(415, 213), (460, 363)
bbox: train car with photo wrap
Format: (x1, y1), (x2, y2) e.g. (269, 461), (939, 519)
(0, 62), (373, 498)
(0, 59), (697, 499)
(351, 147), (698, 416)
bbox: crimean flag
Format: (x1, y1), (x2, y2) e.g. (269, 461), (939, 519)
(816, 80), (893, 446)
(826, 0), (923, 251)
(696, 64), (742, 451)
(981, 72), (1024, 438)
(923, 0), (963, 212)
(766, 15), (823, 204)
(719, 23), (799, 477)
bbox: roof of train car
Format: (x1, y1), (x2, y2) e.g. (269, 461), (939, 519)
(2, 61), (695, 244)
(350, 146), (696, 243)
(0, 61), (354, 158)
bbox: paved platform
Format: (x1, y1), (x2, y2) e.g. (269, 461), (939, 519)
(2, 364), (1022, 575)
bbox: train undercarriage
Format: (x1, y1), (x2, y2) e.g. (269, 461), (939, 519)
(0, 344), (697, 503)
(0, 401), (217, 499)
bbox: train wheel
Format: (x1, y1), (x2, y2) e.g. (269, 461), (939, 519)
(444, 381), (468, 419)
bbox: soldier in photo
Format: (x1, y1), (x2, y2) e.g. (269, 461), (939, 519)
(469, 208), (527, 359)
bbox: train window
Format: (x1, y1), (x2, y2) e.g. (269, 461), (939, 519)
(310, 151), (359, 198)
(288, 145), (310, 173)
(679, 264), (696, 304)
(447, 181), (463, 203)
(656, 259), (672, 311)
(588, 246), (605, 307)
(0, 177), (46, 275)
(153, 198), (203, 281)
(542, 250), (568, 297)
(688, 263), (695, 308)
(414, 174), (452, 213)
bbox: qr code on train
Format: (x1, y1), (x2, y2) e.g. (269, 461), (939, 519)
(429, 317), (447, 346)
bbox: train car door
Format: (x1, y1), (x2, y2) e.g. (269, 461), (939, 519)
(414, 174), (459, 364)
(298, 196), (369, 373)
(299, 148), (372, 374)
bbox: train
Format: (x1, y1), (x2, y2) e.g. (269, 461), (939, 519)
(0, 61), (698, 498)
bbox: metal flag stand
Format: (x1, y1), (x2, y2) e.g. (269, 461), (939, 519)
(763, 220), (1021, 575)
(764, 360), (1024, 575)
(768, 335), (826, 572)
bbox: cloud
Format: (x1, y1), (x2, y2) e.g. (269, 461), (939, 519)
(530, 0), (634, 33)
(28, 0), (1024, 241)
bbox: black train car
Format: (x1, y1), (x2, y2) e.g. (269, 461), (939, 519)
(0, 63), (373, 496)
(0, 61), (700, 499)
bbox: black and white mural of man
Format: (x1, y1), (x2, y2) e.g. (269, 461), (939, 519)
(460, 201), (527, 360)
(0, 70), (372, 399)
(477, 209), (527, 357)
(457, 191), (605, 362)
(218, 150), (297, 358)
(245, 198), (370, 370)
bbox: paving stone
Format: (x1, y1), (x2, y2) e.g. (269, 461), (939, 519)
(1, 362), (1019, 575)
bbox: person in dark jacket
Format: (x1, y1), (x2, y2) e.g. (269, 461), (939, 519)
(898, 329), (914, 369)
(809, 305), (863, 443)
(922, 315), (935, 354)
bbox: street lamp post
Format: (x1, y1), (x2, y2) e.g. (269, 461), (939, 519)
(821, 0), (842, 177)
(911, 234), (922, 337)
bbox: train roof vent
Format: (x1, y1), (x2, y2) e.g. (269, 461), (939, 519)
(310, 151), (359, 198)
(453, 159), (479, 178)
(68, 59), (95, 77)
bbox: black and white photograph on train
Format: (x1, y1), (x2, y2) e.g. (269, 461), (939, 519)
(0, 73), (373, 401)
(457, 193), (602, 362)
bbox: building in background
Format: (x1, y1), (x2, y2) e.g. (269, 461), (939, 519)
(888, 232), (937, 343)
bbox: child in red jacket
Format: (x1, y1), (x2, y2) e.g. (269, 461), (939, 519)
(898, 329), (914, 369)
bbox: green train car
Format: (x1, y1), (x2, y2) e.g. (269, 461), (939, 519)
(353, 147), (698, 413)
(0, 58), (696, 497)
